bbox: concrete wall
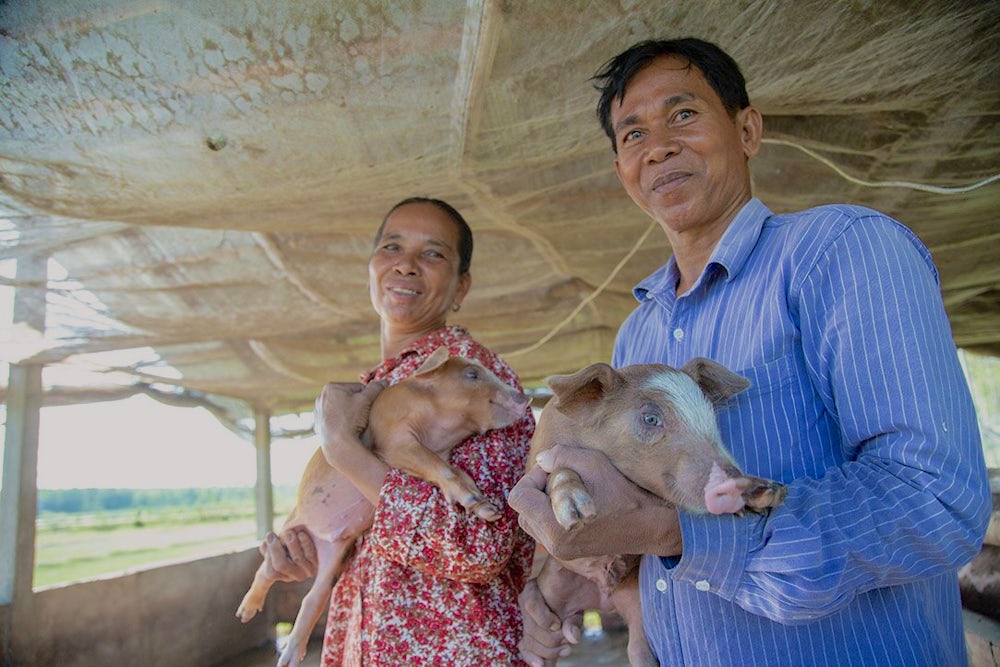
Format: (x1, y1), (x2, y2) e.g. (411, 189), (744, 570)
(1, 545), (995, 666)
(0, 547), (314, 667)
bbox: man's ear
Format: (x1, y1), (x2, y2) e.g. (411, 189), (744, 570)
(737, 105), (763, 159)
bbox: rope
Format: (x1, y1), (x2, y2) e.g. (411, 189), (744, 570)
(505, 218), (659, 358)
(762, 138), (1000, 195)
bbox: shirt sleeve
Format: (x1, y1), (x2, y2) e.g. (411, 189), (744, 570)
(671, 213), (991, 624)
(366, 347), (535, 584)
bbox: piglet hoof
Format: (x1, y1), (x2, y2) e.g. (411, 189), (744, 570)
(742, 478), (787, 511)
(276, 638), (306, 667)
(449, 488), (501, 521)
(235, 600), (259, 623)
(548, 469), (596, 531)
(467, 496), (502, 522)
(442, 467), (500, 521)
(235, 588), (264, 623)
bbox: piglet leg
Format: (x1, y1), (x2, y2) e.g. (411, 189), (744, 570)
(388, 443), (501, 521)
(277, 538), (351, 667)
(236, 558), (277, 623)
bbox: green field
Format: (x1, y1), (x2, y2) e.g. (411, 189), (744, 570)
(34, 504), (288, 589)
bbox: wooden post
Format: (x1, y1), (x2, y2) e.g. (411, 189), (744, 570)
(0, 252), (47, 606)
(0, 366), (42, 604)
(254, 406), (274, 539)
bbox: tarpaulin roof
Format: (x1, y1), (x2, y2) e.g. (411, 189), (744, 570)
(2, 0), (998, 429)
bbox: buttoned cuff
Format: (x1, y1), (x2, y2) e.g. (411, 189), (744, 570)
(670, 511), (763, 600)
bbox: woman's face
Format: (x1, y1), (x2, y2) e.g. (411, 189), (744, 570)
(368, 202), (471, 337)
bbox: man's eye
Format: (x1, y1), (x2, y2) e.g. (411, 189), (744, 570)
(675, 109), (695, 121)
(622, 129), (643, 144)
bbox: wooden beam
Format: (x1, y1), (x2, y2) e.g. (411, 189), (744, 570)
(254, 407), (274, 540)
(0, 252), (47, 607)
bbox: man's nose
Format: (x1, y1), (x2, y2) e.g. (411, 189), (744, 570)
(645, 128), (681, 163)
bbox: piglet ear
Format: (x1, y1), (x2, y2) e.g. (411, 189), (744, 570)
(546, 362), (620, 406)
(414, 346), (451, 376)
(681, 357), (750, 405)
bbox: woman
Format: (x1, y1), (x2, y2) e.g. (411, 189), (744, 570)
(271, 197), (535, 666)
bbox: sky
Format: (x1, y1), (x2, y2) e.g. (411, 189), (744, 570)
(3, 394), (317, 489)
(33, 396), (317, 489)
(0, 257), (317, 490)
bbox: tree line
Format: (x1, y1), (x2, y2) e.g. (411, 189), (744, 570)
(37, 487), (268, 515)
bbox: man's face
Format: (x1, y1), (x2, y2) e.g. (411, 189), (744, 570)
(611, 56), (761, 238)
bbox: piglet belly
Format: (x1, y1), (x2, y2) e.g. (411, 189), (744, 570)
(295, 474), (375, 543)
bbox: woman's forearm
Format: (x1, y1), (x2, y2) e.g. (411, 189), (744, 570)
(321, 435), (389, 505)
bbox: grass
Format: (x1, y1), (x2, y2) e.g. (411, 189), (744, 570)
(34, 506), (282, 589)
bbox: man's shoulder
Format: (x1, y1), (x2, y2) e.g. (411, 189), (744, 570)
(761, 202), (935, 280)
(770, 202), (894, 229)
(765, 202), (918, 248)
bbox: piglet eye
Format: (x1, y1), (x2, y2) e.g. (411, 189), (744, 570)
(642, 413), (662, 427)
(465, 368), (480, 380)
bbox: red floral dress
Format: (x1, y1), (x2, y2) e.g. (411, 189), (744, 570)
(320, 325), (535, 666)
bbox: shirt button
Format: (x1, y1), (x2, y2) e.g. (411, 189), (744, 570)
(673, 328), (684, 341)
(695, 580), (710, 592)
(655, 578), (668, 592)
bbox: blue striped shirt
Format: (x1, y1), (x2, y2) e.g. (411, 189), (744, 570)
(613, 198), (990, 667)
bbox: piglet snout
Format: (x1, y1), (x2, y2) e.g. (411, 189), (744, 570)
(705, 463), (748, 515)
(491, 390), (530, 428)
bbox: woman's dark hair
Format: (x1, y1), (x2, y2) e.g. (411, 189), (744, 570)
(593, 38), (750, 152)
(374, 197), (474, 275)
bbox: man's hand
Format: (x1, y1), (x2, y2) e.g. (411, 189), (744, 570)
(509, 445), (682, 560)
(261, 527), (319, 582)
(518, 578), (581, 667)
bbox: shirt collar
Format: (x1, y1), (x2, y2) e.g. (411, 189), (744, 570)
(633, 198), (772, 301)
(709, 197), (771, 282)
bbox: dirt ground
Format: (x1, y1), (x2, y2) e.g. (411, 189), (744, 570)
(220, 627), (631, 666)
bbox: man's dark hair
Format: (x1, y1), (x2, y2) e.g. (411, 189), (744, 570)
(374, 197), (474, 275)
(593, 38), (751, 152)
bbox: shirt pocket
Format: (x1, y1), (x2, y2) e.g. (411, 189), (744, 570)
(718, 353), (826, 481)
(731, 354), (798, 398)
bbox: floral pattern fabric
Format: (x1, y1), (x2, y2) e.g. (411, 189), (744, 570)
(320, 325), (535, 667)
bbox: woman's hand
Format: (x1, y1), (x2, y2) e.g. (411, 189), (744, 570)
(508, 445), (683, 560)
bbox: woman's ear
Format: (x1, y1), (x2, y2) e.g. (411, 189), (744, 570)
(454, 271), (471, 307)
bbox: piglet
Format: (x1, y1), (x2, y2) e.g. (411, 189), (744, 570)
(236, 346), (530, 667)
(529, 357), (785, 667)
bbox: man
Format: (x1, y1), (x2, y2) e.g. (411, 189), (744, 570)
(508, 38), (990, 667)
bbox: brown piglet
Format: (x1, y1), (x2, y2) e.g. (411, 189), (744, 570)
(236, 346), (530, 667)
(530, 357), (786, 667)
